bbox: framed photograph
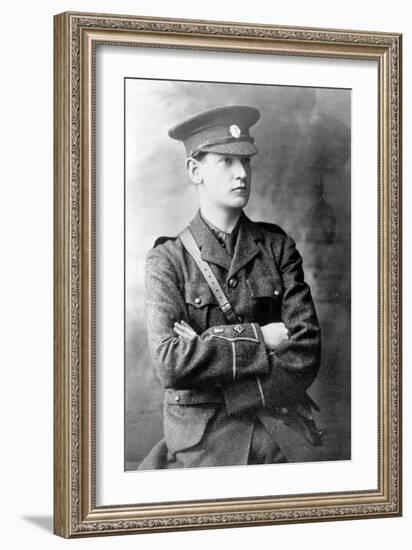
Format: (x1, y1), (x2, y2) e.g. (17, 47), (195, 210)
(54, 11), (402, 538)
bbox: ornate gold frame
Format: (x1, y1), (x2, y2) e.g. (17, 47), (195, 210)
(53, 11), (402, 538)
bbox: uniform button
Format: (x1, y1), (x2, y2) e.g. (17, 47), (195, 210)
(174, 395), (180, 402)
(274, 289), (280, 296)
(194, 297), (201, 305)
(280, 407), (288, 415)
(228, 277), (238, 288)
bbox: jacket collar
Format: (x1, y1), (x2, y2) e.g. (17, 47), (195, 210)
(188, 210), (261, 276)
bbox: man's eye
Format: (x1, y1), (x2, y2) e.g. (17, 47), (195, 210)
(242, 157), (251, 166)
(223, 157), (232, 165)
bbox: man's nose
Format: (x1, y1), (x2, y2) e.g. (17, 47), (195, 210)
(233, 159), (247, 180)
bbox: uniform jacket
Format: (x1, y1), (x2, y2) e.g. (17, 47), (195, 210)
(139, 210), (322, 469)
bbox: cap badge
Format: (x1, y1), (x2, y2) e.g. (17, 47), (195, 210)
(229, 124), (241, 139)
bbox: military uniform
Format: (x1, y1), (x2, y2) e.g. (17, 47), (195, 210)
(138, 210), (322, 469)
(138, 105), (322, 470)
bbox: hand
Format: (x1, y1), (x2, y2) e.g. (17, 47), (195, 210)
(173, 320), (198, 341)
(261, 322), (289, 349)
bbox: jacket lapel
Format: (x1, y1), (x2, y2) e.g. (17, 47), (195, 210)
(227, 213), (261, 279)
(188, 210), (261, 276)
(188, 211), (231, 271)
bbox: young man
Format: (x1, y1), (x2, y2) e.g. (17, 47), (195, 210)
(138, 105), (322, 469)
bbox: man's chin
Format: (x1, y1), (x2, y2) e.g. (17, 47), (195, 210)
(213, 197), (249, 211)
(230, 197), (249, 208)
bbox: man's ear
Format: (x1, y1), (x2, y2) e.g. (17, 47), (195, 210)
(186, 157), (202, 185)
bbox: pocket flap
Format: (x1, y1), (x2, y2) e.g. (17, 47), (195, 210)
(165, 388), (222, 405)
(184, 282), (216, 307)
(248, 276), (283, 299)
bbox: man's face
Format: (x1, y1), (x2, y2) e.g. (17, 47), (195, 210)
(194, 152), (252, 210)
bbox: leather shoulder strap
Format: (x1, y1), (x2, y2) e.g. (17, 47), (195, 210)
(179, 227), (240, 323)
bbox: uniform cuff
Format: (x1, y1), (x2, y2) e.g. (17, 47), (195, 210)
(234, 323), (270, 376)
(204, 323), (269, 381)
(204, 322), (260, 341)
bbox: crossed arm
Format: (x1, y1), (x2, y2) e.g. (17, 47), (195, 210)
(174, 319), (289, 349)
(145, 236), (321, 412)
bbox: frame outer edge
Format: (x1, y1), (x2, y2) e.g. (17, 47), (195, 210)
(393, 33), (402, 516)
(52, 11), (402, 537)
(398, 33), (403, 516)
(53, 12), (72, 539)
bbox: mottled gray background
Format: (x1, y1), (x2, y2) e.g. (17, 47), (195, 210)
(125, 79), (351, 469)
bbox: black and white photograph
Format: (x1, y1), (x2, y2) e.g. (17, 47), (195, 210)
(124, 79), (351, 471)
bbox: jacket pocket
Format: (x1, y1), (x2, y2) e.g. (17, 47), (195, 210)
(184, 283), (219, 333)
(163, 401), (219, 455)
(247, 276), (283, 324)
